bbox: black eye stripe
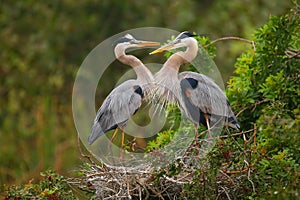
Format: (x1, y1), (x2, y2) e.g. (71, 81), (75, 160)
(176, 31), (197, 39)
(115, 37), (131, 44)
(112, 37), (134, 47)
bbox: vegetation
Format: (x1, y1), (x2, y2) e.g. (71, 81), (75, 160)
(226, 6), (299, 198)
(1, 0), (299, 199)
(70, 5), (299, 199)
(134, 5), (299, 198)
(3, 170), (75, 199)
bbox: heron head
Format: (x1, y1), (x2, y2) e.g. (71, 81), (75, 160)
(149, 31), (198, 55)
(114, 34), (160, 49)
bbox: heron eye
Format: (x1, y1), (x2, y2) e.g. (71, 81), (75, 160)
(176, 39), (181, 44)
(131, 40), (139, 44)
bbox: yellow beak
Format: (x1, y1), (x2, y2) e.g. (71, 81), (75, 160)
(136, 41), (160, 47)
(149, 44), (176, 55)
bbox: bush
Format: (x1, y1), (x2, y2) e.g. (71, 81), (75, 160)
(226, 5), (299, 198)
(3, 170), (75, 199)
(3, 5), (299, 200)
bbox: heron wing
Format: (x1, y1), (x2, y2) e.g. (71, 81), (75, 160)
(179, 72), (239, 128)
(88, 80), (143, 145)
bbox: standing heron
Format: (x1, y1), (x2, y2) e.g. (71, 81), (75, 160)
(150, 31), (240, 137)
(88, 34), (159, 157)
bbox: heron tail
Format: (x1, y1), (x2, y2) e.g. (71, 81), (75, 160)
(88, 122), (119, 145)
(88, 123), (105, 145)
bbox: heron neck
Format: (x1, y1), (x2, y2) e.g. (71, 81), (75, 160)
(164, 38), (198, 72)
(135, 63), (153, 84)
(153, 38), (198, 104)
(117, 54), (153, 84)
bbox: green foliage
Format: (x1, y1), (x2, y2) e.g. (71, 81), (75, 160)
(228, 8), (300, 126)
(180, 134), (255, 199)
(3, 170), (75, 199)
(226, 5), (300, 198)
(1, 1), (81, 184)
(147, 129), (175, 151)
(195, 35), (217, 59)
(146, 103), (181, 152)
(149, 4), (300, 199)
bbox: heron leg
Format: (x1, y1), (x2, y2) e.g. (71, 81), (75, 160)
(108, 128), (119, 164)
(204, 114), (211, 138)
(193, 124), (200, 155)
(110, 128), (118, 143)
(120, 131), (125, 162)
(194, 124), (199, 146)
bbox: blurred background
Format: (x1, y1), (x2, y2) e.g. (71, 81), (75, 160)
(0, 0), (293, 186)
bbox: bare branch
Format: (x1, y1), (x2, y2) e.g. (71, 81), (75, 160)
(219, 169), (237, 188)
(204, 36), (256, 51)
(285, 49), (300, 59)
(236, 99), (268, 117)
(77, 136), (95, 164)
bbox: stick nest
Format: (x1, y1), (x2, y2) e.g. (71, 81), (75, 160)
(69, 127), (257, 199)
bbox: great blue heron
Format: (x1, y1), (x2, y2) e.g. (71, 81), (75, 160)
(88, 34), (159, 153)
(150, 31), (240, 137)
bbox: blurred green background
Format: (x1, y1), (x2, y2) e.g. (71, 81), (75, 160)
(0, 0), (293, 185)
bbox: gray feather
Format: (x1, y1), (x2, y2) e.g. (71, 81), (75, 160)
(179, 72), (239, 129)
(88, 80), (143, 145)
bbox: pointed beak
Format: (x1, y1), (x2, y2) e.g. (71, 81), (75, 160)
(149, 40), (178, 55)
(135, 40), (160, 47)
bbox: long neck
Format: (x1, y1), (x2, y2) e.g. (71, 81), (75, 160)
(153, 38), (198, 104)
(164, 37), (198, 73)
(115, 45), (153, 84)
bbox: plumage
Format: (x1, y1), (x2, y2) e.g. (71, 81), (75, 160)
(179, 72), (239, 129)
(88, 34), (159, 145)
(88, 81), (143, 144)
(151, 31), (240, 131)
(133, 85), (144, 98)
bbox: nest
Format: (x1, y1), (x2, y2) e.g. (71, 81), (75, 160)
(70, 163), (184, 199)
(68, 127), (257, 199)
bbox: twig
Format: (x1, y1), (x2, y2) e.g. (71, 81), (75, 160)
(136, 180), (150, 199)
(196, 129), (254, 144)
(204, 36), (256, 51)
(243, 124), (257, 150)
(164, 175), (188, 185)
(219, 170), (237, 188)
(222, 168), (248, 175)
(285, 49), (300, 59)
(220, 186), (231, 200)
(253, 124), (257, 146)
(147, 185), (165, 200)
(218, 128), (254, 139)
(125, 171), (132, 199)
(77, 136), (95, 164)
(244, 160), (255, 193)
(236, 99), (268, 117)
(243, 132), (248, 151)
